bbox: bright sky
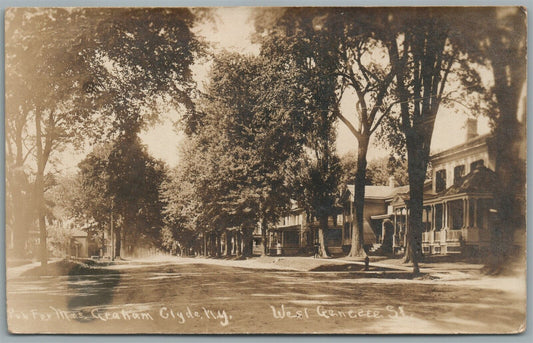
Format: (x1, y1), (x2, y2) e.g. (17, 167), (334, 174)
(139, 7), (259, 168)
(62, 7), (491, 174)
(140, 7), (490, 168)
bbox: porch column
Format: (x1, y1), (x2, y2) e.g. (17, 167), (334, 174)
(465, 197), (472, 227)
(392, 210), (397, 250)
(404, 208), (409, 248)
(442, 201), (447, 228)
(473, 198), (478, 228)
(463, 198), (468, 228)
(431, 205), (436, 230)
(446, 202), (450, 228)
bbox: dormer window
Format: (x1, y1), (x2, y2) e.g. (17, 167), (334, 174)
(454, 165), (465, 185)
(470, 159), (484, 171)
(436, 169), (447, 192)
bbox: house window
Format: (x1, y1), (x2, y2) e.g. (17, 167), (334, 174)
(454, 165), (465, 185)
(436, 169), (447, 192)
(470, 159), (484, 171)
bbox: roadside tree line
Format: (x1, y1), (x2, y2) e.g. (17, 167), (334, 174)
(5, 8), (205, 264)
(5, 8), (525, 274)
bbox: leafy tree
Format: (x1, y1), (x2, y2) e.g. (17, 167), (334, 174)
(179, 52), (305, 257)
(5, 8), (102, 265)
(254, 8), (397, 258)
(5, 8), (205, 266)
(75, 139), (166, 258)
(292, 149), (342, 258)
(44, 175), (86, 257)
(367, 156), (409, 186)
(461, 8), (526, 272)
(340, 153), (409, 187)
(381, 8), (489, 272)
(160, 143), (213, 256)
(77, 145), (114, 229)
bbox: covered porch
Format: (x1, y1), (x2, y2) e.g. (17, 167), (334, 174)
(391, 166), (495, 256)
(267, 226), (308, 255)
(422, 166), (496, 255)
(422, 196), (493, 255)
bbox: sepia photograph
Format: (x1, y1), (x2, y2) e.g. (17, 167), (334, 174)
(4, 6), (527, 334)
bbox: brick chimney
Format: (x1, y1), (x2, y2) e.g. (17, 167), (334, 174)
(466, 118), (478, 141)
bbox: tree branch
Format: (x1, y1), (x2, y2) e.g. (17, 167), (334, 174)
(369, 99), (401, 134)
(336, 110), (362, 141)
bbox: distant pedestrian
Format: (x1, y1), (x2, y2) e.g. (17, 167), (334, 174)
(314, 241), (320, 258)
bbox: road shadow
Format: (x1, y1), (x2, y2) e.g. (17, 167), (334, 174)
(20, 259), (121, 322)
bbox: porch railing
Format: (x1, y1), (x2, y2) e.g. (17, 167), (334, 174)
(461, 227), (479, 243)
(422, 231), (434, 244)
(446, 229), (462, 242)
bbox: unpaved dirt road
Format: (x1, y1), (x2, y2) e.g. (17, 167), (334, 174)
(6, 259), (526, 334)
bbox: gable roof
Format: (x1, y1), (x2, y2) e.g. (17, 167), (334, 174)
(344, 184), (395, 201)
(343, 183), (418, 202)
(444, 166), (497, 196)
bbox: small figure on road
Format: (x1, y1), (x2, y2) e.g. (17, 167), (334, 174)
(314, 241), (320, 258)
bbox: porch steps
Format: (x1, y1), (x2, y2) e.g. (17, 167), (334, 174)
(369, 243), (382, 252)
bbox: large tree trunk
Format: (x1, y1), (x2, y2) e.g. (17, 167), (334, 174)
(34, 110), (48, 268)
(114, 226), (122, 259)
(8, 118), (31, 259)
(403, 139), (428, 274)
(37, 186), (47, 267)
(216, 231), (222, 258)
(11, 168), (31, 259)
(208, 232), (214, 257)
(349, 137), (369, 258)
(241, 227), (253, 258)
(261, 219), (269, 256)
(318, 216), (330, 258)
(484, 30), (526, 273)
(117, 209), (132, 259)
(224, 230), (231, 256)
(486, 117), (525, 272)
(235, 231), (242, 258)
(210, 232), (213, 256)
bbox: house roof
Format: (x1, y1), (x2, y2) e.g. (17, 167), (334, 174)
(444, 166), (497, 196)
(345, 184), (396, 201)
(345, 181), (430, 202)
(390, 180), (436, 208)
